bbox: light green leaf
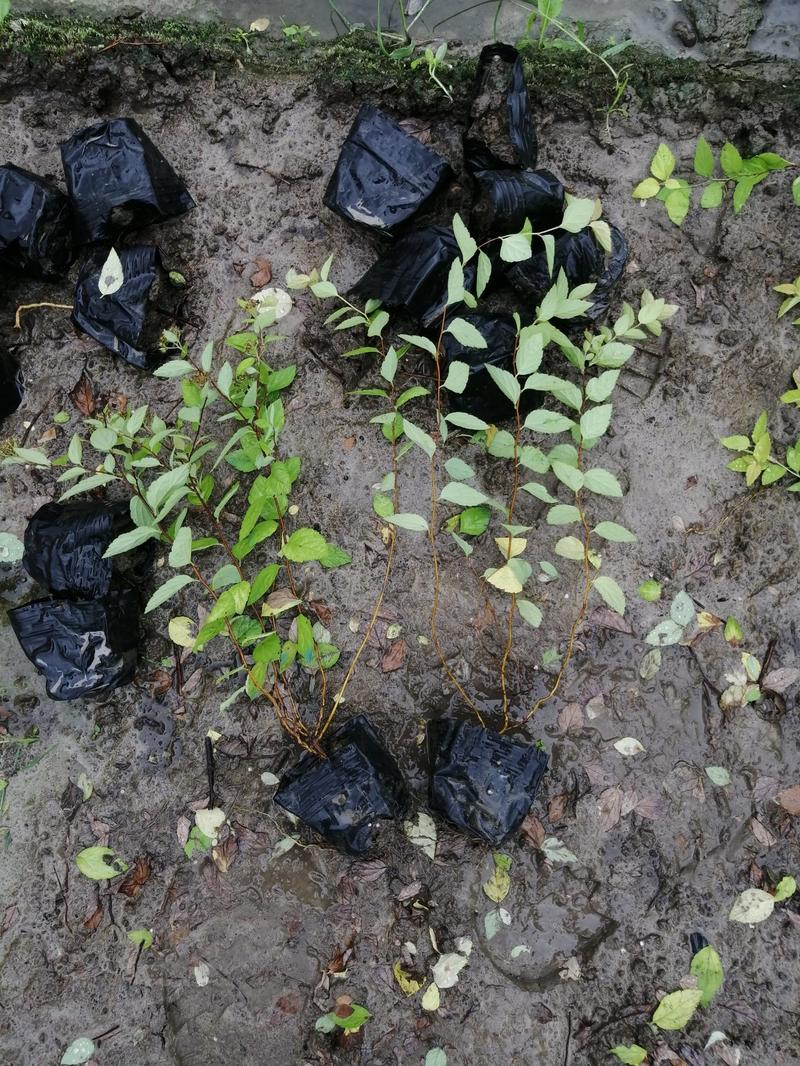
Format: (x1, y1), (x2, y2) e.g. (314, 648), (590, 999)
(440, 482), (488, 507)
(594, 522), (636, 542)
(670, 589), (695, 626)
(729, 887), (774, 924)
(638, 579), (662, 601)
(774, 876), (796, 903)
(128, 928), (154, 950)
(665, 187), (691, 225)
(0, 532), (25, 562)
(402, 418), (436, 458)
(587, 369), (620, 403)
(720, 141), (743, 178)
(98, 246), (124, 296)
(476, 250), (492, 296)
(425, 1049), (447, 1066)
(583, 468), (622, 497)
(452, 212), (477, 263)
(690, 946), (723, 1007)
(281, 527), (327, 562)
(555, 536), (585, 560)
(75, 846), (125, 881)
(500, 232), (532, 262)
(525, 409), (575, 434)
(651, 988), (703, 1031)
(486, 363), (520, 405)
(700, 181), (724, 208)
(443, 360), (470, 393)
(61, 1038), (97, 1065)
(645, 618), (684, 646)
(694, 135), (714, 178)
(561, 195), (595, 233)
(144, 574), (194, 613)
(446, 411), (488, 431)
(551, 460), (583, 492)
(633, 177), (661, 200)
(153, 360), (194, 379)
(650, 143), (676, 182)
(704, 765), (731, 787)
(547, 504), (581, 525)
(103, 526), (159, 558)
(792, 176), (800, 206)
(609, 1046), (647, 1065)
(593, 575), (625, 615)
(168, 525), (193, 567)
(446, 318), (487, 348)
(445, 457), (475, 481)
(579, 404), (612, 439)
(590, 219), (612, 252)
(387, 512), (428, 532)
(517, 599), (542, 627)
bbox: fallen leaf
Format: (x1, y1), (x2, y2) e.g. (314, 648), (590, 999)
(558, 702), (584, 734)
(195, 807), (226, 844)
(762, 667), (800, 694)
(541, 836), (577, 864)
(309, 599), (332, 625)
(249, 16), (270, 32)
(350, 859), (387, 882)
(597, 786), (624, 831)
(69, 369), (96, 416)
(614, 737), (645, 757)
(483, 852), (512, 903)
(421, 982), (440, 1011)
(750, 817), (778, 848)
(382, 640), (407, 672)
(583, 760), (609, 789)
(775, 784), (800, 815)
(520, 813), (545, 848)
(343, 435), (356, 450)
(250, 257), (273, 288)
(176, 816), (191, 848)
(635, 794), (664, 820)
(1, 903), (17, 935)
(168, 616), (196, 649)
(585, 694), (606, 720)
(753, 776), (780, 803)
(559, 956), (581, 981)
(729, 887), (774, 924)
(82, 903), (103, 932)
(393, 960), (425, 995)
(588, 606), (633, 634)
(431, 952), (467, 989)
(639, 647), (662, 680)
(404, 811), (436, 860)
(212, 833), (239, 874)
(704, 766), (731, 787)
(652, 988), (703, 1030)
(194, 960), (210, 986)
(117, 856), (152, 899)
(548, 793), (569, 824)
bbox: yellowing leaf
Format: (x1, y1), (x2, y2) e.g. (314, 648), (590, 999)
(482, 852), (512, 903)
(495, 536), (527, 560)
(168, 615), (196, 648)
(195, 807), (226, 844)
(421, 982), (441, 1011)
(486, 563), (524, 594)
(393, 961), (425, 996)
(651, 988), (703, 1030)
(729, 887), (774, 924)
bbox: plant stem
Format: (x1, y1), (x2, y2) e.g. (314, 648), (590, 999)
(499, 339), (523, 731)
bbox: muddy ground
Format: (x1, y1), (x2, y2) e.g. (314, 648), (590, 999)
(1, 16), (800, 1066)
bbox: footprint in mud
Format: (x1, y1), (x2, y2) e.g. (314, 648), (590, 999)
(481, 889), (617, 991)
(133, 698), (181, 769)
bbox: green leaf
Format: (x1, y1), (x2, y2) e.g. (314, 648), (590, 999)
(446, 411), (489, 431)
(579, 404), (612, 439)
(517, 599), (543, 627)
(793, 176), (800, 207)
(587, 369), (620, 402)
(425, 1050), (447, 1066)
(593, 575), (625, 615)
(144, 574), (194, 614)
(168, 525), (193, 567)
(651, 988), (703, 1031)
(331, 1004), (371, 1030)
(403, 418), (436, 458)
(499, 232), (532, 262)
(525, 409), (575, 434)
(396, 386), (429, 407)
(690, 945), (723, 1007)
(153, 359), (193, 379)
(700, 181), (724, 208)
(452, 212), (477, 262)
(733, 177), (758, 214)
(633, 177), (660, 199)
(583, 468), (623, 497)
(670, 589), (695, 626)
(555, 535), (585, 560)
(693, 135), (714, 178)
(594, 521), (636, 542)
(75, 845), (125, 881)
(665, 188), (691, 225)
(486, 363), (520, 405)
(551, 460), (583, 492)
(547, 504), (581, 525)
(281, 527), (327, 562)
(380, 346), (398, 384)
(386, 512), (428, 532)
(459, 505), (491, 536)
(720, 434), (751, 450)
(398, 333), (437, 357)
(90, 426), (117, 452)
(128, 928), (154, 950)
(541, 233), (555, 277)
(638, 578), (662, 601)
(560, 195), (595, 233)
(445, 457), (475, 481)
(446, 318), (487, 348)
(440, 482), (488, 507)
(720, 142), (743, 178)
(650, 143), (676, 181)
(59, 472), (116, 501)
(319, 543), (351, 569)
(61, 1038), (97, 1065)
(476, 250), (492, 296)
(774, 875), (796, 902)
(103, 525), (159, 558)
(609, 1046), (647, 1065)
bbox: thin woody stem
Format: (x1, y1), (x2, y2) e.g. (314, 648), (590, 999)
(499, 338), (522, 731)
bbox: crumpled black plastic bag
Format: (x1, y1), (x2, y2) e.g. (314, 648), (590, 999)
(60, 118), (195, 244)
(23, 501), (132, 599)
(323, 104), (452, 234)
(72, 244), (171, 370)
(274, 714), (409, 854)
(0, 348), (23, 420)
(0, 163), (74, 276)
(350, 225), (476, 329)
(465, 43), (538, 171)
(441, 312), (519, 424)
(427, 718), (548, 845)
(506, 225), (628, 321)
(472, 167), (565, 237)
(8, 589), (140, 700)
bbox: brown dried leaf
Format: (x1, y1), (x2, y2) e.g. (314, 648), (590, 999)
(762, 667), (800, 694)
(350, 859), (387, 882)
(558, 702), (584, 734)
(265, 588), (298, 613)
(753, 776), (780, 803)
(147, 668), (173, 697)
(212, 833), (239, 874)
(70, 369), (96, 416)
(38, 426), (57, 443)
(309, 600), (332, 625)
(396, 880), (424, 902)
(342, 435), (356, 450)
(83, 903), (103, 932)
(117, 856), (152, 899)
(583, 759), (609, 789)
(597, 786), (624, 832)
(588, 606), (633, 634)
(250, 256), (272, 288)
(750, 817), (778, 847)
(176, 816), (191, 848)
(472, 600), (497, 633)
(381, 640), (407, 673)
(1, 904), (17, 935)
(548, 793), (569, 825)
(635, 794), (665, 820)
(87, 813), (111, 845)
(620, 789), (639, 817)
(775, 785), (800, 816)
(520, 813), (546, 849)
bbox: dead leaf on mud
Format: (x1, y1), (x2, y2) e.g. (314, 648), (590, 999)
(472, 600), (496, 632)
(520, 813), (546, 849)
(635, 794), (665, 820)
(83, 903), (103, 932)
(775, 785), (800, 815)
(762, 667), (800, 694)
(69, 369), (96, 415)
(583, 760), (610, 789)
(350, 859), (387, 882)
(250, 256), (272, 288)
(176, 816), (191, 848)
(548, 793), (569, 825)
(212, 833), (239, 874)
(87, 812), (111, 846)
(1, 904), (17, 935)
(382, 640), (407, 672)
(558, 702), (584, 734)
(585, 694), (606, 720)
(309, 599), (332, 625)
(117, 856), (152, 899)
(588, 606), (633, 634)
(597, 786), (624, 831)
(749, 817), (777, 848)
(147, 668), (173, 697)
(342, 435), (356, 450)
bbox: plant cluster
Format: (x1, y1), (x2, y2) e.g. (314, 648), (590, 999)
(721, 390), (800, 494)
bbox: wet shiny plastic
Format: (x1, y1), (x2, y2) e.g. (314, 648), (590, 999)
(0, 163), (74, 276)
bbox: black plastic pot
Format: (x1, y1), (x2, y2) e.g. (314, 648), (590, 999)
(465, 43), (538, 171)
(506, 226), (628, 322)
(0, 163), (74, 277)
(23, 501), (132, 599)
(427, 718), (548, 845)
(471, 167), (565, 237)
(350, 225), (476, 329)
(441, 311), (519, 424)
(323, 104), (452, 234)
(60, 118), (195, 244)
(8, 589), (140, 700)
(72, 244), (176, 370)
(274, 714), (409, 854)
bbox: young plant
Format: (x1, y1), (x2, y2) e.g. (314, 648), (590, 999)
(5, 297), (371, 758)
(281, 21), (320, 46)
(774, 274), (800, 327)
(633, 137), (798, 225)
(721, 403), (800, 493)
(306, 205), (676, 732)
(410, 42), (452, 101)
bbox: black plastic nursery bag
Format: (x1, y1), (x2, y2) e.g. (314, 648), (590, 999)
(0, 348), (23, 420)
(465, 43), (538, 172)
(274, 714), (409, 854)
(0, 164), (74, 276)
(472, 167), (565, 237)
(350, 225), (476, 329)
(60, 118), (195, 244)
(441, 312), (519, 424)
(8, 589), (140, 700)
(72, 244), (172, 370)
(323, 104), (452, 233)
(23, 500), (132, 599)
(427, 717), (548, 845)
(506, 225), (628, 321)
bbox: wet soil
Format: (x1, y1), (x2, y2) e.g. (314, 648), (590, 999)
(1, 20), (800, 1066)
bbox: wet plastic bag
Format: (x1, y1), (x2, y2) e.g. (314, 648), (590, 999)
(0, 163), (74, 277)
(471, 167), (564, 237)
(72, 244), (173, 370)
(0, 348), (23, 421)
(441, 312), (519, 424)
(427, 718), (548, 845)
(323, 104), (452, 234)
(274, 714), (409, 854)
(23, 501), (132, 599)
(8, 589), (140, 700)
(350, 225), (476, 329)
(506, 226), (628, 322)
(465, 43), (538, 171)
(60, 118), (195, 244)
